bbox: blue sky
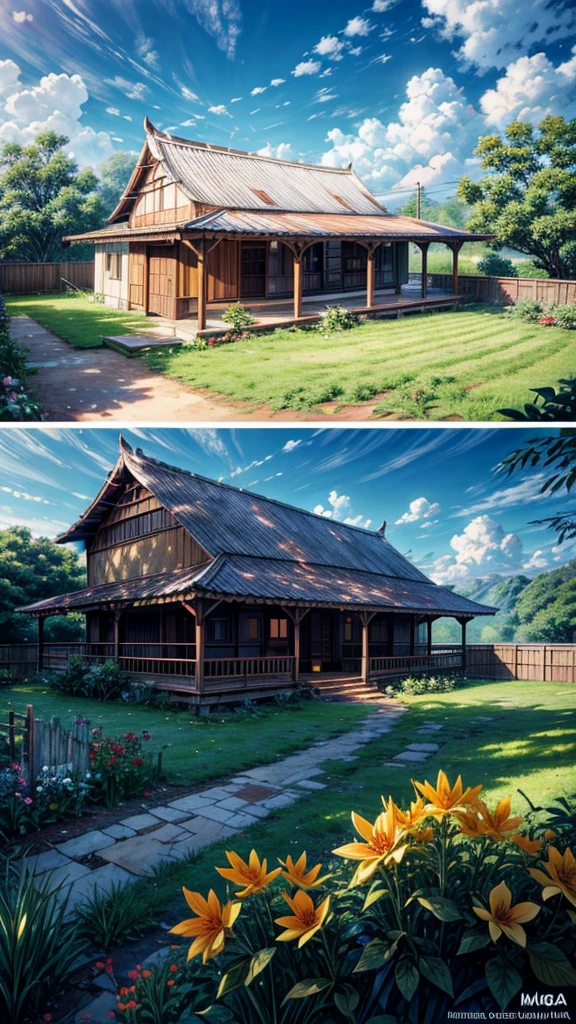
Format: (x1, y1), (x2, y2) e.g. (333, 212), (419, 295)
(0, 0), (574, 201)
(0, 426), (573, 586)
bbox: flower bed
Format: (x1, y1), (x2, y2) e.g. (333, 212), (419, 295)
(112, 771), (576, 1021)
(0, 287), (42, 420)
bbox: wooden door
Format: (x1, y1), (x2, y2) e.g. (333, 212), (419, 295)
(148, 246), (177, 317)
(310, 611), (336, 669)
(241, 242), (266, 297)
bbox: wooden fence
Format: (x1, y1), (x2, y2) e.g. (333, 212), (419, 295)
(0, 261), (94, 294)
(428, 273), (576, 307)
(0, 703), (90, 781)
(465, 644), (576, 682)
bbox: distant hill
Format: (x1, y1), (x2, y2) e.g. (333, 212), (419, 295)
(433, 560), (576, 644)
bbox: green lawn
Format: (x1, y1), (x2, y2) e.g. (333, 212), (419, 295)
(169, 679), (576, 898)
(7, 295), (573, 419)
(141, 306), (574, 420)
(0, 683), (370, 787)
(6, 293), (149, 349)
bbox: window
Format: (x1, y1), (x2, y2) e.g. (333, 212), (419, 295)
(208, 618), (230, 642)
(369, 619), (388, 643)
(106, 252), (122, 280)
(269, 618), (288, 639)
(240, 616), (261, 641)
(344, 616), (353, 642)
(303, 243), (323, 274)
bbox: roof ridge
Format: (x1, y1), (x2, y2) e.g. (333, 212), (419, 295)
(123, 441), (383, 541)
(145, 117), (355, 175)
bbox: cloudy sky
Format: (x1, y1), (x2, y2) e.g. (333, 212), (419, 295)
(0, 426), (573, 586)
(0, 0), (574, 199)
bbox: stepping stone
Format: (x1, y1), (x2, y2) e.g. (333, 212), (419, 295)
(262, 794), (295, 810)
(167, 793), (215, 812)
(407, 743), (441, 752)
(472, 716), (494, 722)
(56, 830), (116, 859)
(235, 782), (280, 802)
(148, 805), (190, 823)
(120, 812), (165, 831)
(296, 779), (326, 790)
(240, 803), (270, 819)
(141, 946), (172, 970)
(382, 761), (408, 768)
(103, 334), (183, 354)
(49, 860), (92, 890)
(21, 849), (72, 874)
(66, 863), (136, 910)
(393, 750), (430, 763)
(200, 786), (240, 800)
(193, 804), (235, 824)
(99, 834), (176, 875)
(102, 823), (137, 839)
(423, 722), (443, 728)
(150, 823), (186, 843)
(73, 991), (116, 1023)
(168, 824), (237, 859)
(216, 796), (249, 811)
(226, 811), (261, 828)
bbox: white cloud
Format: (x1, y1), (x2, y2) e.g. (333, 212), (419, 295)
(230, 97), (243, 103)
(282, 440), (301, 453)
(343, 16), (373, 37)
(455, 474), (549, 517)
(314, 35), (346, 60)
(12, 10), (33, 22)
(188, 0), (242, 59)
(137, 36), (159, 70)
(0, 65), (115, 168)
(313, 490), (371, 529)
(208, 104), (232, 116)
(395, 496), (440, 524)
(181, 85), (201, 103)
(321, 66), (483, 192)
(270, 78), (285, 87)
(421, 0), (576, 71)
(523, 549), (549, 571)
(372, 0), (397, 9)
(251, 86), (267, 96)
(430, 515), (523, 583)
(106, 106), (120, 116)
(292, 59), (322, 77)
(480, 49), (576, 127)
(257, 141), (293, 159)
(105, 76), (148, 101)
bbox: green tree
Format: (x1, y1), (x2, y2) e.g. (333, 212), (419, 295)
(458, 116), (576, 279)
(477, 251), (518, 277)
(0, 131), (105, 262)
(498, 430), (576, 542)
(98, 151), (137, 218)
(0, 526), (86, 642)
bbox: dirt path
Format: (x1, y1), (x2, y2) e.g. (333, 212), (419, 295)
(12, 316), (384, 422)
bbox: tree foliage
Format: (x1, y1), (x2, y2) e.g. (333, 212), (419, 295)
(458, 117), (576, 279)
(398, 190), (470, 230)
(0, 526), (86, 642)
(497, 430), (576, 542)
(0, 131), (105, 262)
(98, 151), (138, 218)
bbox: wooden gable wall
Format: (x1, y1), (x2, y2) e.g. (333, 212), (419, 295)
(87, 481), (211, 584)
(129, 163), (195, 228)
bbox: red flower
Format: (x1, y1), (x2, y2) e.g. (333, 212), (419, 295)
(43, 1015), (53, 1022)
(169, 964), (178, 972)
(132, 757), (144, 766)
(167, 979), (175, 987)
(108, 758), (116, 765)
(127, 970), (139, 980)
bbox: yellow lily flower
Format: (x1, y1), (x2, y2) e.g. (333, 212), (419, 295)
(390, 795), (434, 842)
(216, 848), (282, 898)
(456, 797), (542, 855)
(333, 800), (407, 883)
(413, 769), (482, 818)
(529, 846), (576, 907)
(169, 888), (241, 963)
(473, 880), (539, 947)
(279, 852), (331, 889)
(275, 889), (331, 947)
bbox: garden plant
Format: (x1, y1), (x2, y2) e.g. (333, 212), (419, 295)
(110, 770), (576, 1023)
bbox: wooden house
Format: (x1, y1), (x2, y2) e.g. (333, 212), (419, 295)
(65, 119), (492, 330)
(20, 438), (497, 706)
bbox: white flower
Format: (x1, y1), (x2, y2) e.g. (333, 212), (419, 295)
(36, 786), (43, 792)
(62, 778), (72, 785)
(42, 766), (49, 772)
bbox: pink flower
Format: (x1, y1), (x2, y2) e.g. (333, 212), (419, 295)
(24, 797), (32, 805)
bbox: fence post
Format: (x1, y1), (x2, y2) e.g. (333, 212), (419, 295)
(25, 704), (35, 781)
(8, 710), (15, 763)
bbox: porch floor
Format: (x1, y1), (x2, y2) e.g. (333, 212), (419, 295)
(138, 281), (457, 345)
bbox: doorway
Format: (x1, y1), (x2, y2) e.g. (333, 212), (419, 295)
(241, 242), (267, 297)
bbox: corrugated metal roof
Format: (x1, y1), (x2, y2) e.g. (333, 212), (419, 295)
(20, 555), (496, 617)
(187, 209), (489, 242)
(145, 122), (386, 216)
(64, 223), (182, 243)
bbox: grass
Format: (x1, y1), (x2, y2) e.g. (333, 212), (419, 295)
(141, 306), (574, 420)
(5, 293), (149, 349)
(0, 683), (370, 787)
(157, 678), (576, 902)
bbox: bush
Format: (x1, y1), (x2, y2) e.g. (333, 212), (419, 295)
(515, 260), (549, 279)
(88, 727), (157, 808)
(0, 759), (91, 840)
(385, 673), (458, 697)
(506, 298), (545, 322)
(112, 778), (576, 1021)
(477, 252), (518, 277)
(549, 303), (576, 330)
(0, 289), (42, 420)
(499, 378), (576, 421)
(317, 305), (361, 332)
(51, 657), (129, 701)
(0, 857), (81, 1024)
(220, 303), (256, 331)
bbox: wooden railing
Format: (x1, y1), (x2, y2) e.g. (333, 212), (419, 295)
(205, 656), (294, 684)
(369, 650), (463, 678)
(119, 643), (196, 677)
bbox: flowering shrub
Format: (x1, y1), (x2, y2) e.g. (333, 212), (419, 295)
(115, 772), (576, 1021)
(0, 760), (90, 838)
(549, 303), (576, 330)
(88, 727), (156, 808)
(0, 289), (42, 420)
(506, 299), (576, 331)
(317, 305), (362, 332)
(538, 315), (556, 326)
(51, 657), (129, 701)
(221, 303), (256, 331)
(384, 673), (457, 697)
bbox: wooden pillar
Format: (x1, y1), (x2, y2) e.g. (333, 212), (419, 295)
(451, 243), (461, 298)
(427, 618), (433, 657)
(420, 242), (429, 299)
(293, 617), (301, 684)
(459, 618), (467, 672)
(366, 252), (375, 308)
(361, 618), (369, 684)
(37, 616), (45, 672)
(195, 601), (205, 693)
(197, 249), (206, 332)
(293, 257), (303, 319)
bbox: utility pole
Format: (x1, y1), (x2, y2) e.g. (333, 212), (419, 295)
(416, 181), (422, 219)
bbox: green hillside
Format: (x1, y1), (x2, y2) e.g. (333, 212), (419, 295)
(433, 559), (576, 644)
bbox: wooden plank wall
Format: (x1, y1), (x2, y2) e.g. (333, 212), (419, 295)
(0, 262), (94, 294)
(128, 243), (147, 309)
(178, 240), (241, 301)
(466, 644), (576, 682)
(429, 274), (576, 306)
